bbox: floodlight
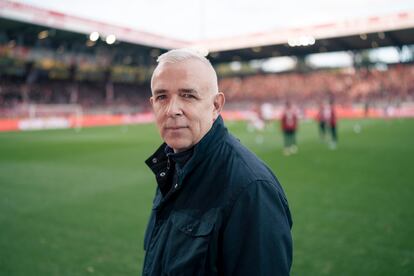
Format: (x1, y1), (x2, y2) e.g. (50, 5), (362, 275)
(89, 32), (100, 42)
(106, 34), (116, 45)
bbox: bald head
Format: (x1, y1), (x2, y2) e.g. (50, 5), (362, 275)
(151, 48), (219, 95)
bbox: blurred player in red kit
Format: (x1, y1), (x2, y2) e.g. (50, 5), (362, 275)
(280, 101), (298, 155)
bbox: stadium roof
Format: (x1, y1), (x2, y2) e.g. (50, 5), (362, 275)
(5, 0), (414, 41)
(200, 12), (414, 63)
(1, 0), (414, 64)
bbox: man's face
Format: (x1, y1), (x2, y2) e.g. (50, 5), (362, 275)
(150, 59), (224, 152)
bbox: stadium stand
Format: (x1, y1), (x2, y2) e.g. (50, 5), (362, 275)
(1, 1), (414, 130)
(220, 63), (414, 105)
(2, 63), (414, 114)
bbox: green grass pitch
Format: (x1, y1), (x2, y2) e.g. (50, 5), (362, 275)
(1, 118), (413, 275)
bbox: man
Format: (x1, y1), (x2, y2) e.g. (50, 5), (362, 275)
(316, 101), (327, 141)
(143, 48), (292, 275)
(280, 101), (298, 156)
(326, 99), (338, 149)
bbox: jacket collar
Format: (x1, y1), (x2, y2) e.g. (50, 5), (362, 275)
(145, 115), (227, 175)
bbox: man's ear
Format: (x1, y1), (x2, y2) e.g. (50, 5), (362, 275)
(150, 96), (154, 107)
(213, 92), (225, 118)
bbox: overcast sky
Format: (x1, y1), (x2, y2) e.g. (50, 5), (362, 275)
(12, 0), (414, 40)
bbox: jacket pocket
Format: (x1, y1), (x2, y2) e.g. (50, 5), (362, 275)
(171, 211), (214, 237)
(164, 210), (216, 275)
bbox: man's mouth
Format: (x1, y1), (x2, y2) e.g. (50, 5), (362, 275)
(165, 126), (187, 130)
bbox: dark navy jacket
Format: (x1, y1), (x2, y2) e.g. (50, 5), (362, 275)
(143, 116), (292, 275)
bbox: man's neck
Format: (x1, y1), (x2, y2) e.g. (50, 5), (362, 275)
(165, 146), (194, 171)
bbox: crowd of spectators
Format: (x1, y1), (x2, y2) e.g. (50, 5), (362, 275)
(1, 63), (413, 118)
(0, 78), (152, 117)
(220, 63), (414, 106)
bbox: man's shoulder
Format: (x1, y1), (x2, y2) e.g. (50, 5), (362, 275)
(211, 133), (289, 218)
(217, 133), (278, 185)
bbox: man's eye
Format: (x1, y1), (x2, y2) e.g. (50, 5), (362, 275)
(156, 95), (167, 100)
(182, 93), (195, 99)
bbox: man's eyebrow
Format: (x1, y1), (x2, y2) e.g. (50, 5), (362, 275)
(179, 88), (199, 94)
(153, 89), (167, 95)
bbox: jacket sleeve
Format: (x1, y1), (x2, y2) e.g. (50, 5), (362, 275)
(221, 180), (293, 275)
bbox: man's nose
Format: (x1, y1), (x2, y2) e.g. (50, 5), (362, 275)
(166, 96), (183, 117)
